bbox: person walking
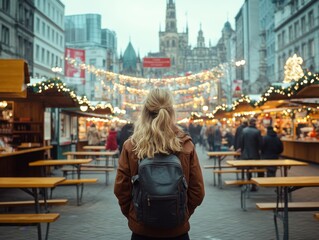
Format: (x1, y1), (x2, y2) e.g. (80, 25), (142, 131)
(117, 123), (134, 154)
(206, 125), (214, 151)
(240, 117), (263, 191)
(261, 126), (284, 177)
(87, 123), (100, 146)
(212, 122), (222, 152)
(234, 118), (248, 153)
(114, 88), (205, 240)
(105, 126), (118, 151)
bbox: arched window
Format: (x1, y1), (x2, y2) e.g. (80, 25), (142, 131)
(172, 40), (175, 47)
(167, 40), (169, 47)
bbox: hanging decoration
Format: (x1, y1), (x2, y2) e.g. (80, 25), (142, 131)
(28, 79), (114, 114)
(283, 54), (304, 83)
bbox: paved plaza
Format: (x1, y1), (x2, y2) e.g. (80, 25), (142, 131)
(1, 145), (319, 240)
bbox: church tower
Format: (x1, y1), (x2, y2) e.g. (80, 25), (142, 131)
(159, 0), (181, 74)
(165, 0), (177, 32)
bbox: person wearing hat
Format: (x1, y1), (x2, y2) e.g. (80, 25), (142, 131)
(240, 117), (263, 191)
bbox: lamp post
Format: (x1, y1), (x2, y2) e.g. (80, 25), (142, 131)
(51, 62), (62, 79)
(224, 60), (245, 105)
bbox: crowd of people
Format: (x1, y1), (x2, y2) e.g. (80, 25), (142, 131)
(86, 122), (134, 155)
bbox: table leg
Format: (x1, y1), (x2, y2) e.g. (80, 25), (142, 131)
(32, 188), (43, 240)
(75, 164), (82, 206)
(218, 156), (222, 188)
(283, 186), (289, 240)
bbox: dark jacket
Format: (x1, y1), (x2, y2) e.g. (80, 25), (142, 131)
(234, 123), (248, 150)
(114, 129), (205, 238)
(117, 123), (134, 153)
(240, 125), (262, 159)
(261, 128), (284, 159)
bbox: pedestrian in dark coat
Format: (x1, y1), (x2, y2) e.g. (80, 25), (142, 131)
(261, 126), (284, 177)
(117, 123), (134, 154)
(234, 118), (248, 152)
(240, 117), (263, 191)
(212, 123), (222, 151)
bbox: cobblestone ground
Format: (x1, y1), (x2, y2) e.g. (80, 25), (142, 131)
(1, 145), (319, 240)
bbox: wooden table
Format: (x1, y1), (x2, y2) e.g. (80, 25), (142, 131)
(0, 177), (65, 239)
(82, 146), (106, 151)
(63, 151), (118, 167)
(29, 159), (92, 179)
(207, 151), (241, 187)
(252, 176), (319, 240)
(226, 160), (308, 211)
(227, 159), (308, 177)
(207, 151), (240, 169)
(29, 159), (93, 206)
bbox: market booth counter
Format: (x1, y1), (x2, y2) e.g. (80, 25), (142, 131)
(281, 137), (319, 164)
(0, 146), (52, 177)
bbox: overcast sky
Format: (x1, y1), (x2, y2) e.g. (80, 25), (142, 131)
(63, 0), (245, 57)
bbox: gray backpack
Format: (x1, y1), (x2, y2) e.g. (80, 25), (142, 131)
(131, 154), (188, 229)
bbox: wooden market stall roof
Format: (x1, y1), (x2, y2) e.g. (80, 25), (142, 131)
(27, 88), (80, 108)
(0, 59), (30, 98)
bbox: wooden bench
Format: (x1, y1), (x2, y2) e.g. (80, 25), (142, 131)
(213, 168), (267, 189)
(203, 165), (234, 169)
(225, 180), (254, 210)
(0, 213), (60, 240)
(61, 166), (114, 185)
(0, 199), (68, 211)
(256, 202), (319, 211)
(51, 178), (98, 206)
(256, 202), (319, 237)
(314, 213), (319, 220)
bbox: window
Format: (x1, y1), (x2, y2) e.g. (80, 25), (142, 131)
(1, 26), (9, 45)
(36, 45), (39, 60)
(294, 21), (300, 38)
(46, 50), (50, 65)
(308, 39), (314, 58)
(301, 16), (306, 34)
(308, 11), (314, 29)
(36, 18), (40, 33)
(2, 0), (10, 12)
(277, 33), (282, 49)
(288, 25), (293, 42)
(41, 48), (45, 62)
(282, 30), (286, 47)
(42, 22), (45, 36)
(301, 43), (307, 59)
(18, 37), (23, 56)
(47, 26), (50, 39)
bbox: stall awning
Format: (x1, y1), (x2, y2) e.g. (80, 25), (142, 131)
(0, 59), (30, 98)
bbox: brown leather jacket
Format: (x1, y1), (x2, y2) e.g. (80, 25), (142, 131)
(114, 130), (205, 238)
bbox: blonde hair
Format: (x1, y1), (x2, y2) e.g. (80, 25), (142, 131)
(131, 88), (182, 159)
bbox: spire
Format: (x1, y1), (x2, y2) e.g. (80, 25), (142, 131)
(185, 11), (188, 34)
(197, 24), (205, 48)
(165, 0), (177, 32)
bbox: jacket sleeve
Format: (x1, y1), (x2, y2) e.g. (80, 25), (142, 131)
(187, 147), (205, 216)
(113, 144), (132, 218)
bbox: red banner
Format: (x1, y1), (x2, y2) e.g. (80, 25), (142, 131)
(143, 58), (171, 68)
(65, 48), (86, 84)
